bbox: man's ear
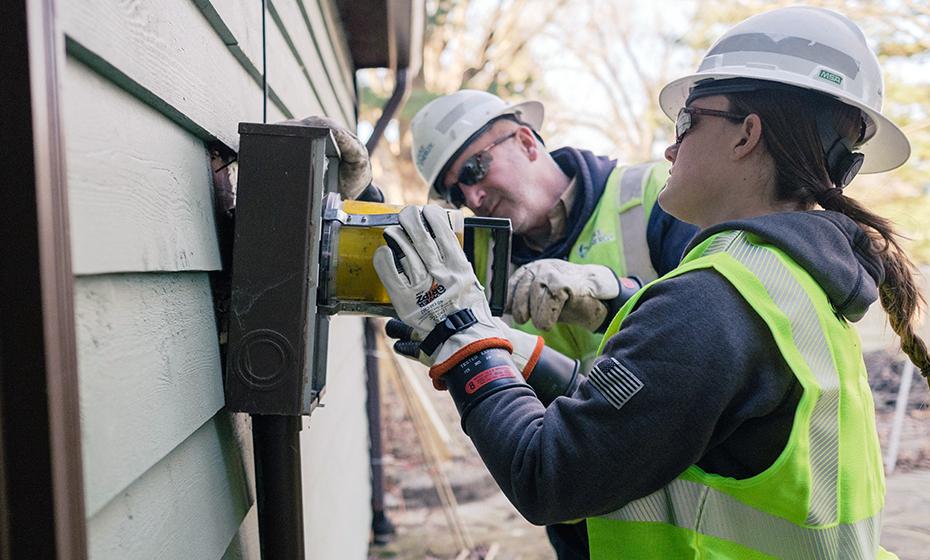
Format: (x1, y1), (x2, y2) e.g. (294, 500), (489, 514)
(516, 126), (538, 161)
(733, 114), (763, 161)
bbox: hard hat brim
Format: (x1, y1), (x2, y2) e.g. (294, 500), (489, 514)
(659, 72), (910, 174)
(504, 100), (545, 131)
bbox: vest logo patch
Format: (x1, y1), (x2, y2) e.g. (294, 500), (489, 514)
(588, 357), (643, 410)
(577, 229), (615, 258)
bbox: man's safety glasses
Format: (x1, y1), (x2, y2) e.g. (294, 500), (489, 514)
(675, 107), (748, 144)
(444, 131), (518, 207)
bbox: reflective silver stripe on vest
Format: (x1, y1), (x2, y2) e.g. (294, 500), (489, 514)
(710, 232), (841, 525)
(618, 164), (657, 282)
(603, 479), (880, 560)
(600, 232), (876, 558)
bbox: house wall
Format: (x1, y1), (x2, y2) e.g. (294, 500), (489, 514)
(60, 1), (369, 557)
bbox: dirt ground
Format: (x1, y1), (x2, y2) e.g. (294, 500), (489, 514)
(369, 349), (930, 560)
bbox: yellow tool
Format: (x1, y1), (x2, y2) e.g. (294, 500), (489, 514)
(318, 193), (510, 316)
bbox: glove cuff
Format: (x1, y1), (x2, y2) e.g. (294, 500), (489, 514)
(442, 348), (527, 431)
(429, 337), (513, 381)
(525, 346), (580, 406)
(522, 336), (546, 379)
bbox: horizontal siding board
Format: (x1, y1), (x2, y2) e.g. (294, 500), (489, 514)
(222, 505), (260, 560)
(272, 0), (355, 124)
(189, 0), (296, 120)
(192, 0), (264, 75)
(76, 273), (224, 516)
(61, 0), (263, 150)
(87, 414), (251, 560)
(267, 102), (290, 124)
(302, 316), (371, 557)
(314, 0), (356, 93)
(63, 57), (222, 275)
(265, 0), (337, 123)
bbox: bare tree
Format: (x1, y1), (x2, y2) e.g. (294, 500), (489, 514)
(539, 0), (693, 161)
(360, 0), (570, 203)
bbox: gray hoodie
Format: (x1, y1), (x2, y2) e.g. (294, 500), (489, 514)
(463, 210), (884, 526)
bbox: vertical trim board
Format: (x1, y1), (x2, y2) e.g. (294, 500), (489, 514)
(63, 57), (221, 275)
(76, 273), (224, 516)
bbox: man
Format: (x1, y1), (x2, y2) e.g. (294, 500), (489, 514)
(406, 90), (698, 559)
(410, 90), (697, 367)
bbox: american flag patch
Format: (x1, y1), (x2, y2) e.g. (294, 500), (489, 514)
(588, 358), (643, 410)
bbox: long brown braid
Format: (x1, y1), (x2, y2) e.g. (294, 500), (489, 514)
(727, 88), (930, 387)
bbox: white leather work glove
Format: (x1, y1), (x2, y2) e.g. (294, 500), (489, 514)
(507, 260), (621, 331)
(285, 115), (372, 199)
(373, 205), (512, 389)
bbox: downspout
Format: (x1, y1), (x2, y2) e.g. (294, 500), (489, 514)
(361, 65), (411, 543)
(365, 67), (409, 156)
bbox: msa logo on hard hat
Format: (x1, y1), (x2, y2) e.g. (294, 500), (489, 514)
(817, 69), (843, 86)
(416, 281), (447, 307)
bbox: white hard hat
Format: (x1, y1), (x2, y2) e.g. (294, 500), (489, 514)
(659, 6), (909, 173)
(411, 90), (544, 197)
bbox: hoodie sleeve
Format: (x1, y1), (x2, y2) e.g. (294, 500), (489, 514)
(647, 204), (699, 275)
(461, 268), (797, 525)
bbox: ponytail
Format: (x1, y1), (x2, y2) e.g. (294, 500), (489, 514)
(817, 191), (930, 385)
(727, 88), (930, 386)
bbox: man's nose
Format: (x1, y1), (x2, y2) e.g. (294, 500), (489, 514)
(463, 184), (486, 211)
(664, 143), (679, 164)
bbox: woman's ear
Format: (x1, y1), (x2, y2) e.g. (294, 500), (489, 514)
(733, 114), (764, 160)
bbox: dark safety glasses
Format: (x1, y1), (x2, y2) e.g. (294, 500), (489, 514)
(444, 131), (517, 207)
(675, 107), (749, 144)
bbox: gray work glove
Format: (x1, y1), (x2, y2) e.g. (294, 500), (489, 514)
(507, 260), (621, 331)
(285, 115), (372, 199)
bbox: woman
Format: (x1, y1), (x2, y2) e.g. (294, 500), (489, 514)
(373, 6), (929, 559)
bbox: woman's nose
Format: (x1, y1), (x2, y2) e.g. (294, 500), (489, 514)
(664, 143), (679, 164)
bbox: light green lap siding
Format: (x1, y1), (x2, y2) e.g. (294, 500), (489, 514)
(63, 0), (362, 556)
(75, 273), (225, 515)
(87, 415), (251, 560)
(63, 58), (221, 275)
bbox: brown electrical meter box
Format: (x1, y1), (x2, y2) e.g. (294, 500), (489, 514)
(225, 122), (513, 417)
(225, 123), (336, 416)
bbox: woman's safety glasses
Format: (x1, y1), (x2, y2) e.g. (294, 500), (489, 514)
(444, 131), (518, 207)
(675, 107), (748, 144)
